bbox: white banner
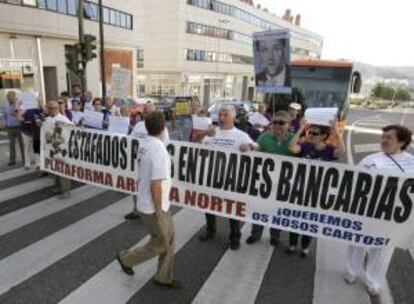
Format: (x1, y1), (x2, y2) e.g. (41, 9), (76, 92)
(41, 125), (414, 249)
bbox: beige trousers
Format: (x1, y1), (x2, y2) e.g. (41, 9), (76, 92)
(121, 210), (175, 284)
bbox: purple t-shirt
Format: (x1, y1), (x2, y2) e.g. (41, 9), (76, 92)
(299, 142), (336, 161)
(22, 109), (42, 138)
(290, 118), (301, 133)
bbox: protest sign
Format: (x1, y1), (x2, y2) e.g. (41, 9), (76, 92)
(83, 111), (104, 129)
(20, 92), (38, 110)
(71, 111), (84, 125)
(248, 112), (270, 126)
(175, 97), (191, 116)
(111, 67), (131, 99)
(108, 116), (130, 135)
(192, 116), (212, 131)
(41, 125), (414, 249)
(253, 29), (291, 94)
(305, 107), (338, 126)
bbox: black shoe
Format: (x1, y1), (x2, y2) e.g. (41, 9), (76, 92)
(230, 240), (240, 250)
(246, 236), (259, 245)
(270, 238), (280, 247)
(198, 231), (215, 242)
(124, 212), (140, 220)
(116, 254), (134, 276)
(300, 248), (310, 258)
(153, 279), (182, 289)
(286, 246), (296, 255)
(8, 162), (15, 167)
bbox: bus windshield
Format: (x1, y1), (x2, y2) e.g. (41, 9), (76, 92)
(291, 65), (353, 113)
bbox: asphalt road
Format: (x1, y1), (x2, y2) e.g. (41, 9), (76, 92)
(0, 108), (413, 304)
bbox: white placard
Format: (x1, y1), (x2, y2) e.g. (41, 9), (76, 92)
(248, 112), (270, 126)
(71, 111), (85, 124)
(108, 116), (130, 135)
(192, 116), (212, 131)
(83, 111), (104, 129)
(304, 107), (338, 126)
(20, 92), (38, 110)
(111, 67), (131, 99)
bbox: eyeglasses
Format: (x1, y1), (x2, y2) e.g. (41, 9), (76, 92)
(308, 131), (322, 136)
(273, 120), (288, 126)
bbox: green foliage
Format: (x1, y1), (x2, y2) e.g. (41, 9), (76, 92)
(371, 83), (411, 101)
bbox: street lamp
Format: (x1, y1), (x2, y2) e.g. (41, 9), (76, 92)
(217, 18), (230, 99)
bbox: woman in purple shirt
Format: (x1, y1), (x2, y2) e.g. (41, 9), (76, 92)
(287, 119), (346, 257)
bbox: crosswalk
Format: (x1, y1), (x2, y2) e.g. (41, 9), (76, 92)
(0, 168), (413, 304)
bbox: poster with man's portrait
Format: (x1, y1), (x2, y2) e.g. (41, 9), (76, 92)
(253, 29), (291, 94)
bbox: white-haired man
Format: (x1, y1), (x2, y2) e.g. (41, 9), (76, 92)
(198, 104), (256, 250)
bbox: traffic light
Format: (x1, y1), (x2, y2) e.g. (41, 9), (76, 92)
(83, 34), (97, 62)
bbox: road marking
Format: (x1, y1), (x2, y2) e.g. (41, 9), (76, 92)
(0, 139), (9, 145)
(0, 167), (30, 182)
(0, 186), (106, 236)
(313, 239), (370, 304)
(400, 109), (408, 125)
(353, 143), (381, 154)
(0, 196), (130, 295)
(193, 225), (273, 304)
(59, 209), (204, 304)
(0, 178), (54, 204)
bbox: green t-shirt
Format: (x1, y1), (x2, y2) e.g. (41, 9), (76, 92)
(257, 132), (294, 156)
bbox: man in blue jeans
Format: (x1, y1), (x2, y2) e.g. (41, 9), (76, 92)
(246, 111), (294, 247)
(4, 91), (24, 166)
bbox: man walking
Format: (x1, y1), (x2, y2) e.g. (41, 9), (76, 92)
(4, 90), (24, 166)
(117, 112), (178, 288)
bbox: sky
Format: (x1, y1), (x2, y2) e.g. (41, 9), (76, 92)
(255, 0), (414, 66)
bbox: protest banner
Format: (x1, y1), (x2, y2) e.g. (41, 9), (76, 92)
(41, 125), (414, 249)
(20, 92), (38, 110)
(83, 111), (104, 129)
(253, 29), (291, 94)
(108, 116), (130, 135)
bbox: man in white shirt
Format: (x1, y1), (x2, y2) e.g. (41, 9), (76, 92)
(344, 124), (414, 297)
(42, 101), (74, 199)
(198, 105), (256, 250)
(125, 103), (169, 220)
(117, 112), (179, 288)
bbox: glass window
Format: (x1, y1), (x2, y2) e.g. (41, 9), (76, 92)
(84, 2), (98, 20)
(57, 0), (67, 14)
(110, 9), (116, 25)
(67, 0), (77, 15)
(46, 0), (57, 11)
(126, 14), (132, 29)
(120, 13), (127, 28)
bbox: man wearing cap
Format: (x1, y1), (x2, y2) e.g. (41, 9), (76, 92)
(289, 102), (302, 133)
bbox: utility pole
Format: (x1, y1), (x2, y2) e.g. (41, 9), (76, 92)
(98, 0), (106, 100)
(78, 0), (87, 93)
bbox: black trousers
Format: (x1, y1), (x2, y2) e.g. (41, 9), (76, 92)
(205, 214), (241, 242)
(289, 233), (312, 249)
(250, 224), (280, 240)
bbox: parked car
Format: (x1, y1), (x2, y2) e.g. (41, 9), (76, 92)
(208, 99), (255, 121)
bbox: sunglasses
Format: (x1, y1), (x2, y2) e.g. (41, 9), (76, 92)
(273, 120), (288, 126)
(308, 131), (322, 136)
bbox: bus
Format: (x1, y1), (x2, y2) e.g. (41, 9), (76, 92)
(266, 59), (361, 119)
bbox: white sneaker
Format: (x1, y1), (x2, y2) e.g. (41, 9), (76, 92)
(344, 273), (356, 285)
(367, 286), (381, 297)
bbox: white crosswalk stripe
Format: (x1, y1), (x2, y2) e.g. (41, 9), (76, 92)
(193, 225), (274, 304)
(60, 208), (204, 304)
(0, 178), (54, 204)
(0, 169), (412, 303)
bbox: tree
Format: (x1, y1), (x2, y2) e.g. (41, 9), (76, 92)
(394, 88), (411, 101)
(371, 82), (411, 101)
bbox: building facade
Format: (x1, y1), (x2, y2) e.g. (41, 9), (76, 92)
(137, 0), (323, 105)
(0, 0), (140, 102)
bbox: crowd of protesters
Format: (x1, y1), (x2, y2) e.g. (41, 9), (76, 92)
(1, 86), (413, 296)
